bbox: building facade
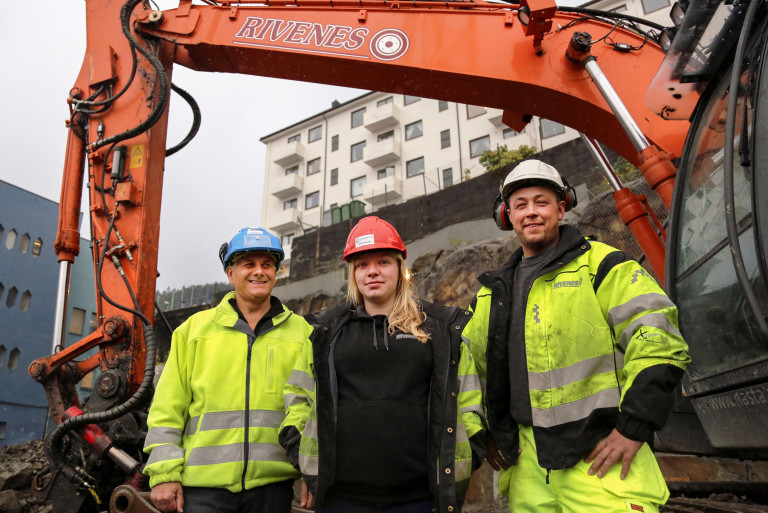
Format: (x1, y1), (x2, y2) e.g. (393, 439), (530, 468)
(0, 180), (96, 446)
(259, 0), (674, 275)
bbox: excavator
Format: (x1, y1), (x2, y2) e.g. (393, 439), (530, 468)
(27, 0), (768, 511)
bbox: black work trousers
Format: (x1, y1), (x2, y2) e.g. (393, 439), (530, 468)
(183, 480), (294, 513)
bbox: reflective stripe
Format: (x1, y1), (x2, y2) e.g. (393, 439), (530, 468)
(528, 353), (622, 391)
(617, 312), (682, 352)
(609, 293), (674, 328)
(144, 427), (182, 447)
(287, 369), (315, 392)
(302, 417), (318, 438)
(458, 373), (482, 393)
(146, 443), (185, 466)
(461, 334), (471, 351)
(456, 421), (469, 443)
(284, 393), (310, 410)
(186, 442), (288, 466)
(531, 387), (620, 428)
(198, 410), (284, 431)
(299, 453), (319, 475)
(461, 403), (484, 417)
(455, 459), (472, 482)
(184, 416), (200, 436)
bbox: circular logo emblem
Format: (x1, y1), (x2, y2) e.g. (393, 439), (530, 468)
(370, 29), (409, 61)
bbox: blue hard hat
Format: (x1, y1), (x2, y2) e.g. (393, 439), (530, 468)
(219, 227), (284, 270)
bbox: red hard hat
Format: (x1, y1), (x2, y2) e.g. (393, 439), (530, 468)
(343, 216), (407, 261)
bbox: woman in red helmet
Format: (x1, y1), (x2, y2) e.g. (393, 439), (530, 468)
(279, 216), (486, 513)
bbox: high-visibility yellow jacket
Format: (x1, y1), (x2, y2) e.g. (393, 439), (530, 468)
(143, 292), (312, 492)
(464, 226), (690, 470)
(279, 301), (485, 513)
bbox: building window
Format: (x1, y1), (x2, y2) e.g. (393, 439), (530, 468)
(282, 233), (295, 248)
(466, 105), (486, 119)
(331, 135), (339, 151)
(330, 168), (339, 186)
(540, 119), (566, 139)
(610, 4), (628, 12)
(440, 129), (451, 149)
(284, 198), (297, 210)
(642, 0), (668, 13)
(378, 130), (394, 142)
(6, 287), (17, 308)
(285, 165), (298, 175)
(438, 101), (449, 112)
(405, 120), (423, 141)
(288, 134), (301, 144)
(406, 157), (425, 177)
(351, 176), (367, 197)
(89, 313), (99, 333)
(5, 229), (17, 250)
(69, 307), (86, 335)
(307, 158), (321, 175)
(377, 96), (393, 107)
(18, 233), (30, 254)
(378, 167), (395, 180)
(503, 127), (524, 139)
(404, 95), (421, 105)
(443, 168), (454, 188)
(470, 135), (491, 158)
(305, 191), (320, 209)
(308, 125), (322, 143)
(7, 348), (19, 371)
(351, 107), (366, 128)
(81, 371), (95, 390)
(19, 291), (31, 312)
(32, 238), (42, 257)
(351, 141), (366, 162)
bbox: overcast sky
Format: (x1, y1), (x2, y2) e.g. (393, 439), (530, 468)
(0, 1), (365, 291)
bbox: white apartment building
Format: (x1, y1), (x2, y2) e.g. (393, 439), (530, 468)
(260, 0), (674, 274)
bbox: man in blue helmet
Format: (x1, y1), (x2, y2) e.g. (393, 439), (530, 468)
(143, 228), (313, 513)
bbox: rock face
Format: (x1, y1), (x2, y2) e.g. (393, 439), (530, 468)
(0, 440), (52, 513)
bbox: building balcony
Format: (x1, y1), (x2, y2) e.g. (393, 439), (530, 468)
(273, 141), (305, 167)
(269, 208), (300, 232)
(365, 103), (401, 132)
(364, 138), (401, 168)
(364, 175), (402, 205)
(271, 173), (304, 200)
(487, 108), (505, 127)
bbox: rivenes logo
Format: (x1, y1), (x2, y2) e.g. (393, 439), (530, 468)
(234, 17), (409, 61)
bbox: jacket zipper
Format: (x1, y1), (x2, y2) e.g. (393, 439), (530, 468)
(240, 312), (293, 490)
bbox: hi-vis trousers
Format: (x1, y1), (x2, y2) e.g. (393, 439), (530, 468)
(498, 426), (669, 513)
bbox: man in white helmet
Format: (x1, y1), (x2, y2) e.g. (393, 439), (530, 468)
(464, 160), (690, 513)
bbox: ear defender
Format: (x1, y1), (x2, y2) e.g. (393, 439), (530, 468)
(562, 177), (578, 212)
(493, 193), (514, 231)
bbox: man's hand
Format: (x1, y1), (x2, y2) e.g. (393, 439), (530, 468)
(300, 481), (314, 509)
(584, 428), (642, 480)
(485, 434), (514, 470)
(150, 481), (184, 512)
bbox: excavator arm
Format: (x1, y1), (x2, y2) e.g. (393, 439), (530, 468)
(29, 0), (691, 510)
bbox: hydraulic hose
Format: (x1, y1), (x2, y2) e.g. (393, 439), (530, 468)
(166, 83), (202, 157)
(90, 0), (169, 152)
(556, 6), (665, 33)
(723, 0), (768, 339)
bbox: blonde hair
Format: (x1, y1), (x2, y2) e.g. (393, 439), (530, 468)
(346, 252), (430, 343)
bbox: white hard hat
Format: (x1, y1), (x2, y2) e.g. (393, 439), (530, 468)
(500, 159), (565, 201)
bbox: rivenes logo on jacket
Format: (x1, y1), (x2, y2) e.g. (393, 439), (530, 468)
(234, 17), (409, 61)
(553, 277), (583, 289)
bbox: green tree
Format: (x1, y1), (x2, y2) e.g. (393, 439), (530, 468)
(479, 144), (537, 171)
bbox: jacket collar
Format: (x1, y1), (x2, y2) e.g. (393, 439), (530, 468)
(213, 291), (289, 328)
(478, 225), (588, 288)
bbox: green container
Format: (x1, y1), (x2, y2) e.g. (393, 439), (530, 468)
(350, 200), (366, 218)
(331, 206), (342, 225)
